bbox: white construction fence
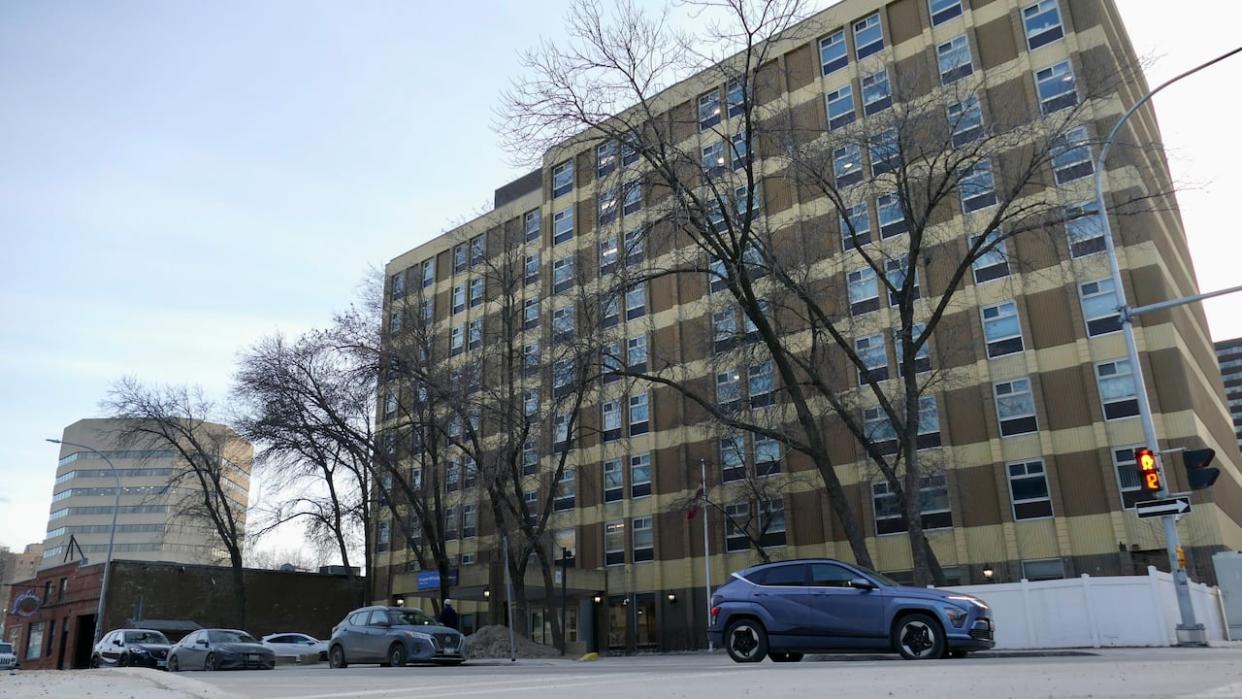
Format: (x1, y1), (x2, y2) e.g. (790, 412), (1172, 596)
(941, 566), (1229, 648)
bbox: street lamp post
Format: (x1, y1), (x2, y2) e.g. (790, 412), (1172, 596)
(1092, 45), (1242, 646)
(47, 438), (121, 646)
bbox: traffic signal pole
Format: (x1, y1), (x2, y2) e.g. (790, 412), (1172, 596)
(1093, 46), (1242, 645)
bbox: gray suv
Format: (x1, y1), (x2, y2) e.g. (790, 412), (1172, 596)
(328, 606), (465, 668)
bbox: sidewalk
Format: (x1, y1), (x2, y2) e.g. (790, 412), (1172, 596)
(0, 668), (240, 699)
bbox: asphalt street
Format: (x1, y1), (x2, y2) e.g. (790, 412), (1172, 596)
(175, 648), (1242, 699)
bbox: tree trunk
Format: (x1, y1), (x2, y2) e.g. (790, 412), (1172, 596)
(533, 547), (565, 652)
(230, 553), (247, 630)
(812, 455), (874, 568)
(507, 554), (531, 638)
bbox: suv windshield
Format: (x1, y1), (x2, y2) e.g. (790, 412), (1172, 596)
(389, 609), (435, 626)
(208, 630), (257, 644)
(125, 631), (169, 644)
(0, 643), (12, 653)
(851, 564), (899, 587)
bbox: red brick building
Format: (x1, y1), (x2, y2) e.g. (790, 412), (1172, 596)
(3, 561), (102, 670)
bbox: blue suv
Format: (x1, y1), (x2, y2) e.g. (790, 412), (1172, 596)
(708, 559), (994, 662)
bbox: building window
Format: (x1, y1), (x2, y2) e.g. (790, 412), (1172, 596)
(971, 230), (1010, 283)
(918, 396), (942, 448)
(467, 319), (482, 350)
(1080, 278), (1122, 336)
(716, 369), (741, 409)
(629, 393), (650, 435)
(1066, 200), (1106, 257)
(1021, 558), (1066, 581)
(982, 301), (1024, 358)
(625, 283), (646, 320)
(852, 13), (883, 59)
(947, 95), (983, 146)
(554, 468), (576, 511)
(960, 160), (997, 212)
(862, 68), (891, 115)
(621, 133), (640, 166)
(929, 0), (962, 25)
(848, 267), (880, 316)
(421, 259), (435, 288)
(760, 499), (786, 547)
(597, 141), (617, 178)
(453, 243), (468, 273)
(470, 236), (485, 266)
(623, 226), (645, 264)
(1113, 446), (1145, 508)
(632, 516), (654, 562)
(605, 520), (626, 565)
(469, 277), (484, 307)
(721, 435), (745, 482)
(420, 298), (434, 325)
(553, 357), (575, 397)
(553, 305), (575, 343)
(754, 435), (780, 476)
(452, 284), (465, 314)
(702, 140), (726, 174)
(553, 256), (574, 293)
(598, 187), (618, 226)
(726, 78), (746, 117)
(449, 325), (464, 356)
(833, 143), (864, 188)
(864, 407), (895, 457)
(604, 458), (624, 502)
(622, 180), (642, 216)
(601, 295), (620, 328)
(713, 309), (737, 351)
(462, 504), (477, 538)
(825, 85), (855, 131)
(552, 160), (574, 198)
(389, 309), (403, 335)
(1008, 460), (1053, 520)
(877, 193), (907, 237)
(699, 89), (722, 131)
(553, 206), (574, 245)
(995, 378), (1038, 436)
(524, 252), (541, 286)
(627, 335), (647, 371)
(391, 271), (407, 300)
(553, 412), (572, 451)
(856, 333), (888, 385)
(937, 35), (973, 84)
(525, 209), (542, 242)
(731, 132), (750, 170)
(523, 440), (539, 475)
(25, 622), (44, 660)
(885, 256), (918, 306)
(599, 236), (619, 273)
(1023, 0), (1064, 50)
(602, 400), (622, 442)
(725, 503), (750, 551)
(1096, 359), (1140, 420)
(874, 476), (952, 536)
(1036, 60), (1078, 115)
(523, 297), (540, 330)
(840, 202), (871, 251)
(896, 322), (932, 375)
(869, 128), (899, 175)
(1052, 126), (1092, 183)
(819, 29), (848, 75)
(630, 453), (652, 498)
(749, 361), (775, 407)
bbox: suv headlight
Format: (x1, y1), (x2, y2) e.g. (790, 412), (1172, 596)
(947, 595), (988, 610)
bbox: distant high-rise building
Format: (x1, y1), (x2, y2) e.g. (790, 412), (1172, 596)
(39, 419), (252, 570)
(1215, 338), (1242, 452)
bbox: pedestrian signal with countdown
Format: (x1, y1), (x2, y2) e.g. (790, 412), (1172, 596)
(1136, 447), (1162, 493)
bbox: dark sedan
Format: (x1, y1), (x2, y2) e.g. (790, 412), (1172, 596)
(92, 629), (172, 669)
(708, 558), (994, 662)
(328, 606), (465, 668)
(169, 629), (275, 671)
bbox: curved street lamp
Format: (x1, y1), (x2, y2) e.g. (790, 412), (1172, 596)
(46, 438), (120, 646)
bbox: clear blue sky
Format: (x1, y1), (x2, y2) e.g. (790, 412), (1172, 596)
(2, 1), (1240, 554)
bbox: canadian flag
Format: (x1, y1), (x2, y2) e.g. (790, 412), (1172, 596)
(687, 482), (705, 521)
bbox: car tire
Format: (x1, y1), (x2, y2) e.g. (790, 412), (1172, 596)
(169, 656), (180, 672)
(768, 651), (803, 663)
(328, 645), (348, 669)
(894, 613), (946, 660)
(387, 643), (407, 668)
(117, 653), (128, 667)
(204, 653), (216, 671)
(90, 654), (100, 669)
(724, 619), (768, 663)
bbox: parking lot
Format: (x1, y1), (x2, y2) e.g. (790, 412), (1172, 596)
(168, 648), (1242, 698)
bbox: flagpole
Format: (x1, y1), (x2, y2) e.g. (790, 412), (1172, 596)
(700, 458), (713, 651)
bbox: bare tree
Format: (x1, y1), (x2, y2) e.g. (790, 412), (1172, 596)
(500, 0), (1163, 584)
(104, 379), (252, 626)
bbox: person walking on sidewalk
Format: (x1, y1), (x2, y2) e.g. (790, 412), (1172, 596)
(439, 599), (459, 630)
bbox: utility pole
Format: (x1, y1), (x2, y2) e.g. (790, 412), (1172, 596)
(1093, 45), (1242, 646)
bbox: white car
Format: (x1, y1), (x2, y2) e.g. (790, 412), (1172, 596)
(261, 633), (327, 662)
(0, 641), (17, 670)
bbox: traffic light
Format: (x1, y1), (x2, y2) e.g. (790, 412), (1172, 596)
(1136, 447), (1162, 493)
(1183, 448), (1220, 491)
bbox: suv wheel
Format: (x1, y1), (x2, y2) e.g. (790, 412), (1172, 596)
(169, 655), (180, 672)
(724, 619), (768, 663)
(328, 645), (348, 669)
(204, 653), (217, 671)
(388, 643), (407, 668)
(894, 613), (945, 660)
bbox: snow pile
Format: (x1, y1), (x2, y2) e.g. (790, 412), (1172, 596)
(466, 625), (562, 659)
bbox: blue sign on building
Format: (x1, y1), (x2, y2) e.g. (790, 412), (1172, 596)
(415, 569), (459, 591)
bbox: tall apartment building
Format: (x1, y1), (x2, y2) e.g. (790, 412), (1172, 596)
(1215, 338), (1242, 451)
(374, 0), (1242, 651)
(40, 419), (252, 570)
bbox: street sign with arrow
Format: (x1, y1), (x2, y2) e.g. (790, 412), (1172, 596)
(1135, 497), (1191, 519)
